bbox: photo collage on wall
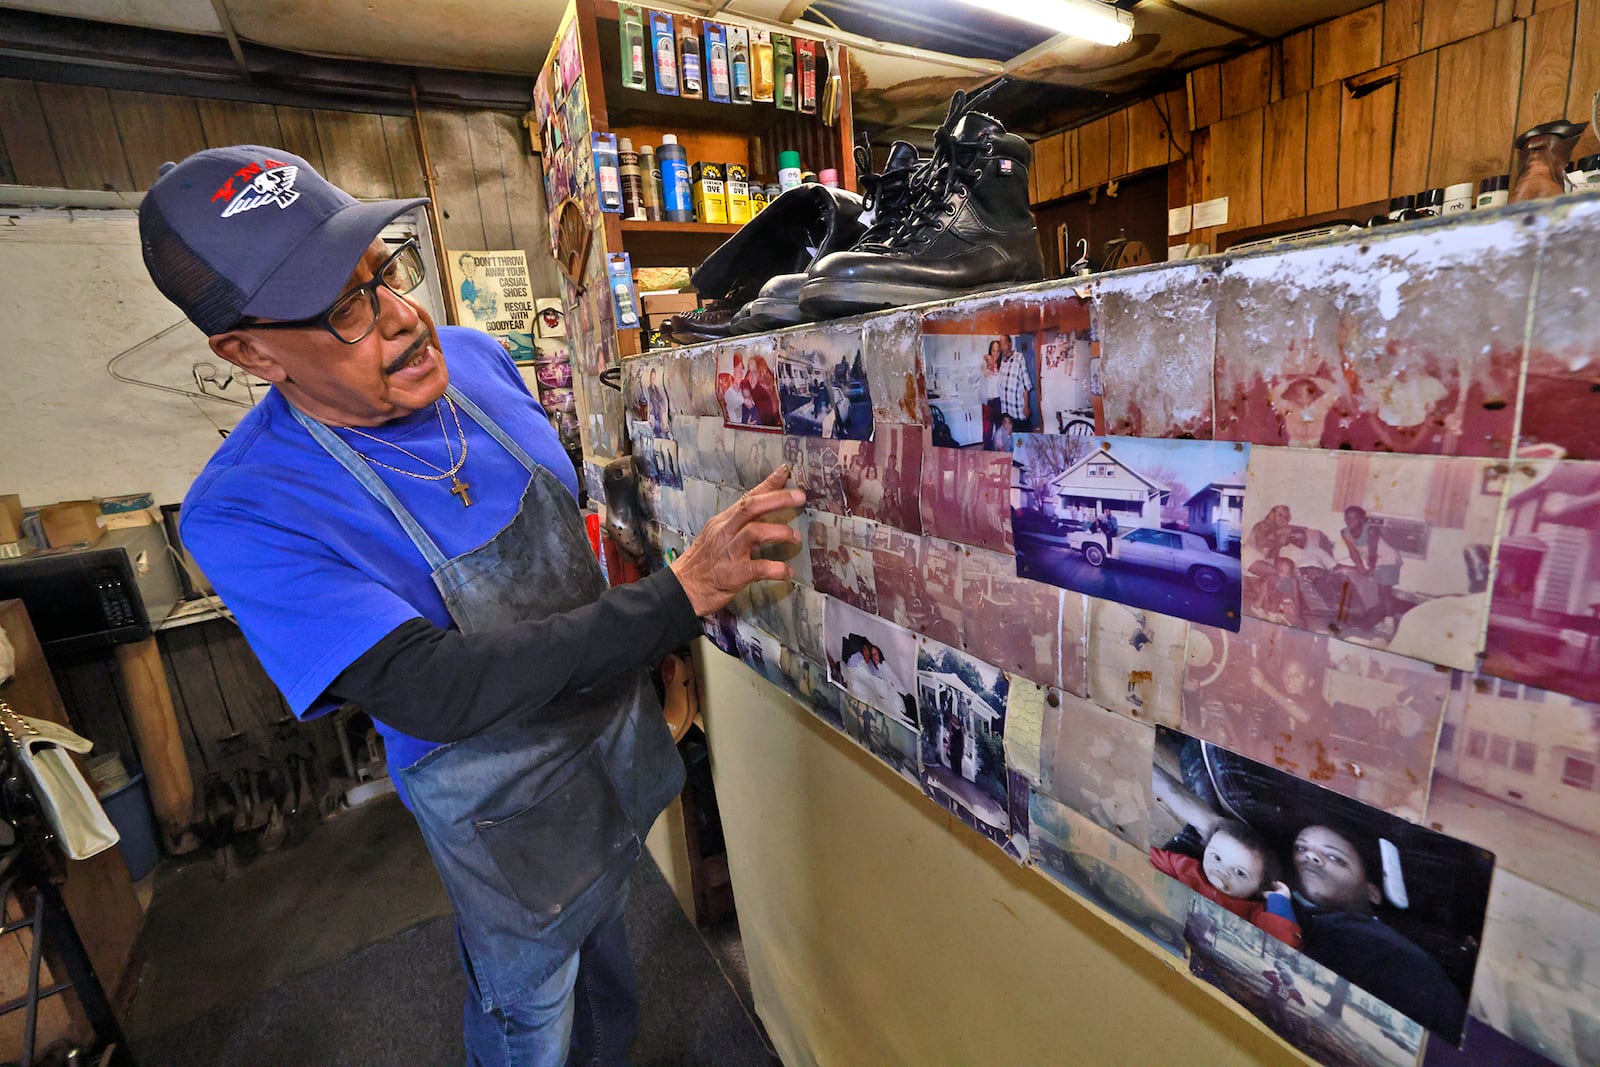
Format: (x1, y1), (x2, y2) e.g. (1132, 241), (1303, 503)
(615, 199), (1600, 1067)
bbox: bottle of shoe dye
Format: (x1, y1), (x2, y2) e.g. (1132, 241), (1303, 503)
(658, 135), (694, 222)
(618, 138), (647, 220)
(640, 146), (665, 221)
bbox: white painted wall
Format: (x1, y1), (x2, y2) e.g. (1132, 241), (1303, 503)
(0, 205), (447, 510)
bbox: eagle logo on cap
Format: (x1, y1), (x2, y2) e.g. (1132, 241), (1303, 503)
(218, 163), (301, 218)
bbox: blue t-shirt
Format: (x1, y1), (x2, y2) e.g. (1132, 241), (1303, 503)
(181, 327), (577, 778)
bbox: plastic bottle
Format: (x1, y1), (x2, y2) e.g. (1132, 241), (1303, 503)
(818, 168), (840, 188)
(778, 150), (803, 193)
(618, 138), (646, 220)
(639, 146), (664, 221)
(1576, 154), (1600, 190)
(594, 136), (622, 212)
(1442, 182), (1474, 214)
(1414, 187), (1445, 217)
(621, 9), (647, 89)
(658, 134), (693, 222)
(731, 40), (752, 102)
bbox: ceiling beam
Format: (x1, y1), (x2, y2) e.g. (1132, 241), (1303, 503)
(208, 0), (252, 80)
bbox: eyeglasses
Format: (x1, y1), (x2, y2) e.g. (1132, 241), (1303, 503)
(238, 238), (427, 344)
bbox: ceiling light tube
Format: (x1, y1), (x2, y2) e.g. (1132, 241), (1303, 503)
(961, 0), (1135, 47)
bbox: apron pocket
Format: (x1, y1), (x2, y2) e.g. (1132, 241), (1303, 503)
(473, 750), (640, 925)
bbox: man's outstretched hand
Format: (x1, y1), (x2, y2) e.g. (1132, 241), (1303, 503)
(670, 465), (804, 617)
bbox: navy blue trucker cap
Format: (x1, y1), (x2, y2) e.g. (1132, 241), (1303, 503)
(139, 145), (428, 335)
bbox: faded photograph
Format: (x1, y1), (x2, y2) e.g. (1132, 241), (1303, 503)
(1242, 446), (1500, 670)
(872, 532), (964, 649)
(1094, 263), (1217, 439)
(807, 511), (877, 613)
(695, 414), (738, 485)
(1183, 617), (1448, 822)
(962, 546), (1066, 688)
(665, 349), (719, 417)
(682, 478), (720, 533)
(1013, 435), (1247, 630)
(652, 437), (683, 490)
(777, 649), (846, 733)
(1469, 870), (1600, 1067)
(1427, 671), (1600, 913)
(775, 325), (874, 439)
(1482, 460), (1600, 704)
(824, 598), (918, 729)
(837, 424), (923, 530)
(919, 443), (1014, 553)
(731, 617), (784, 689)
(920, 292), (1095, 450)
(1037, 685), (1154, 848)
(917, 637), (1010, 846)
(1213, 219), (1529, 456)
(860, 309), (924, 426)
(800, 437), (849, 514)
(1521, 197), (1600, 461)
(732, 429), (785, 490)
(1184, 897), (1425, 1067)
(1028, 788), (1190, 958)
(842, 693), (921, 788)
(1153, 726), (1494, 1041)
(1086, 598), (1188, 727)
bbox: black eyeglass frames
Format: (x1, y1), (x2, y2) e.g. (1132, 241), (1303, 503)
(237, 238), (428, 344)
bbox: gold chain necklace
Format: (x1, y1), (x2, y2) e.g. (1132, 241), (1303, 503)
(341, 397), (473, 506)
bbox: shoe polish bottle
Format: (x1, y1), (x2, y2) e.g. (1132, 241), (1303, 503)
(639, 145), (664, 221)
(658, 134), (694, 222)
(619, 138), (647, 220)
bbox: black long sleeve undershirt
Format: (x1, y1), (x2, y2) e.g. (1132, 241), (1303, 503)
(325, 567), (702, 744)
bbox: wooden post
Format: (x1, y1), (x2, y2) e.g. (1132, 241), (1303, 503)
(113, 637), (195, 850)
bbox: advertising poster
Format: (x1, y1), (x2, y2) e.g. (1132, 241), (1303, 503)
(450, 250), (536, 361)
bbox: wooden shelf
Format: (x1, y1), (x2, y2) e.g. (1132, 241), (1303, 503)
(620, 219), (742, 268)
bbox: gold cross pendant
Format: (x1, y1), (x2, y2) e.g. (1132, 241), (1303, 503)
(450, 476), (473, 507)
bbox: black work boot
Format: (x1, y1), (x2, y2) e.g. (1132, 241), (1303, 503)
(733, 138), (923, 333)
(800, 92), (1044, 318)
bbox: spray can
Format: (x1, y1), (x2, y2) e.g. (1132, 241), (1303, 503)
(1476, 174), (1509, 208)
(639, 146), (664, 221)
(619, 138), (646, 220)
(778, 150), (803, 193)
(658, 134), (693, 222)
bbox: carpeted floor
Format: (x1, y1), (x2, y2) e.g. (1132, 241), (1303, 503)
(125, 795), (777, 1066)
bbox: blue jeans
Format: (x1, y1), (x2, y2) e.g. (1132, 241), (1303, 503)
(461, 889), (639, 1067)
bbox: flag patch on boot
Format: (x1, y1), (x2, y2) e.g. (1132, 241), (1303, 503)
(999, 159), (1013, 173)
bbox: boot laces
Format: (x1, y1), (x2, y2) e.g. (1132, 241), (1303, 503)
(885, 82), (1007, 251)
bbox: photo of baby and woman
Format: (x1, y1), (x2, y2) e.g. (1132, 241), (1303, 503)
(1152, 726), (1494, 1043)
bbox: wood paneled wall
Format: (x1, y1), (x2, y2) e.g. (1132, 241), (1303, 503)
(1030, 0), (1600, 251)
(0, 78), (560, 296)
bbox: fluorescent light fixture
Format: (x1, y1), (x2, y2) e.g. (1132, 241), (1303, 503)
(961, 0), (1135, 46)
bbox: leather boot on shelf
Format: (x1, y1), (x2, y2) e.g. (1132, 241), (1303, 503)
(731, 138), (923, 334)
(1510, 119), (1585, 203)
(800, 89), (1045, 319)
(669, 184), (866, 342)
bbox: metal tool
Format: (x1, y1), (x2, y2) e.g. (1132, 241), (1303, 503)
(821, 40), (843, 127)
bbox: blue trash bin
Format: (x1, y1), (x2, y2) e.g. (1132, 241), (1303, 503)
(100, 772), (160, 880)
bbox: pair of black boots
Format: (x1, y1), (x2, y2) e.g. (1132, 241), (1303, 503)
(672, 87), (1044, 340)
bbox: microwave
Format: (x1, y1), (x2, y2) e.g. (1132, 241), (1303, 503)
(0, 526), (183, 654)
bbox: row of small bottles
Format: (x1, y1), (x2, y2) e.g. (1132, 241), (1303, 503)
(595, 134), (833, 224)
(1377, 161), (1600, 224)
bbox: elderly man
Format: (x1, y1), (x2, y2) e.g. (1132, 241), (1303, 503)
(996, 334), (1035, 434)
(140, 146), (800, 1067)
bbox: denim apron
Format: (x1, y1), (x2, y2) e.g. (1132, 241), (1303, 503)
(293, 387), (684, 1009)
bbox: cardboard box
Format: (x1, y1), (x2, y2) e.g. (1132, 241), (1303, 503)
(0, 495), (22, 544)
(41, 500), (104, 548)
(640, 290), (700, 318)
